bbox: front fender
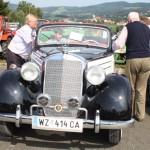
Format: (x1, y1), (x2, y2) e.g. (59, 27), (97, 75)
(0, 69), (30, 113)
(95, 74), (132, 120)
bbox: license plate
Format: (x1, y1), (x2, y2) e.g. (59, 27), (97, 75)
(32, 116), (83, 133)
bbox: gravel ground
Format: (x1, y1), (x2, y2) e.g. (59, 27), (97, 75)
(0, 59), (6, 70)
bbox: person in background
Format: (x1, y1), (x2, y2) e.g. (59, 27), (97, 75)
(6, 14), (38, 69)
(46, 30), (68, 44)
(54, 31), (63, 42)
(113, 12), (150, 122)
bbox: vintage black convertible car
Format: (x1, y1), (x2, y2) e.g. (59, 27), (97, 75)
(0, 23), (134, 145)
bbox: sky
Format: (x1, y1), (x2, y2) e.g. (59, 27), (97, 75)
(6, 0), (150, 7)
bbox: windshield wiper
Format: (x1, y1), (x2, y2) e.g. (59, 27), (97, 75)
(39, 33), (50, 40)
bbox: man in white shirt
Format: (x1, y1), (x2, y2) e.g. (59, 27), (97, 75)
(6, 14), (38, 69)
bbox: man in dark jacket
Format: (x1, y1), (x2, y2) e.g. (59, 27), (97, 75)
(113, 12), (150, 122)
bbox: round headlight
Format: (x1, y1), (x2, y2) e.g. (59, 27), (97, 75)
(21, 62), (40, 81)
(86, 66), (105, 85)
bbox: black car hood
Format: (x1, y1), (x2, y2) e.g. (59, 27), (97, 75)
(72, 52), (108, 60)
(38, 46), (110, 61)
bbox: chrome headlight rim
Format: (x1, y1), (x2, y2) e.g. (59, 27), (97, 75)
(21, 62), (40, 81)
(86, 66), (105, 85)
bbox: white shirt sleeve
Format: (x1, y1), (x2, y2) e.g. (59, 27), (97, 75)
(8, 25), (33, 59)
(112, 26), (128, 51)
(17, 25), (32, 44)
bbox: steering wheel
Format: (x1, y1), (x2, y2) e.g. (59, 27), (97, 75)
(82, 40), (100, 45)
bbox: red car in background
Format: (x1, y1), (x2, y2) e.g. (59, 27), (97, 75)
(0, 16), (16, 55)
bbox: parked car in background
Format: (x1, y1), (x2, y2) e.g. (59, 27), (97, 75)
(0, 23), (134, 145)
(37, 19), (50, 27)
(9, 22), (20, 33)
(0, 16), (15, 55)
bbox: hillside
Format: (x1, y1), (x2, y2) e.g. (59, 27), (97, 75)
(9, 1), (150, 20)
(42, 1), (150, 20)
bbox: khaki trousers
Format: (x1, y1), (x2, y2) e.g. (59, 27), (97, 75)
(126, 57), (150, 119)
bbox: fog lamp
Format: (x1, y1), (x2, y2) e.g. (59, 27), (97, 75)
(37, 94), (51, 107)
(68, 98), (79, 108)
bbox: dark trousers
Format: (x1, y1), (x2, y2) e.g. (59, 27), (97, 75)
(5, 49), (25, 69)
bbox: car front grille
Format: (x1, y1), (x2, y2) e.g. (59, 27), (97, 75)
(43, 54), (84, 108)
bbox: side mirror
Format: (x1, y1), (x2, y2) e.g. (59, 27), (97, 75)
(112, 34), (117, 41)
(31, 29), (37, 49)
(31, 29), (37, 40)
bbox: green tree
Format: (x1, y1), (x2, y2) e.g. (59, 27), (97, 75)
(0, 0), (10, 15)
(17, 1), (42, 18)
(8, 1), (42, 24)
(8, 10), (25, 25)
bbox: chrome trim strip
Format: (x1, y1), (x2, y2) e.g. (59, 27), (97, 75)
(0, 113), (134, 131)
(78, 108), (88, 120)
(30, 105), (88, 119)
(16, 105), (21, 127)
(95, 110), (100, 133)
(99, 119), (134, 129)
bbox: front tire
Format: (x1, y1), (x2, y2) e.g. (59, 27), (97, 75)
(0, 122), (16, 137)
(108, 129), (122, 145)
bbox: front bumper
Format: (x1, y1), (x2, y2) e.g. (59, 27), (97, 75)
(0, 105), (134, 133)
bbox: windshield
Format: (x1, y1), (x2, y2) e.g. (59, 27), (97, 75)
(37, 24), (110, 48)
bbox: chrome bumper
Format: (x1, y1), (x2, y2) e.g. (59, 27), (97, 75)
(0, 106), (134, 133)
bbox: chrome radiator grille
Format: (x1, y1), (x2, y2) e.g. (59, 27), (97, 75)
(43, 55), (84, 106)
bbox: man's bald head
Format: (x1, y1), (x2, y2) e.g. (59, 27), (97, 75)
(128, 12), (140, 23)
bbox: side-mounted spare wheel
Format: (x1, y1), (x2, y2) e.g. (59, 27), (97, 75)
(108, 129), (122, 145)
(0, 122), (17, 137)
